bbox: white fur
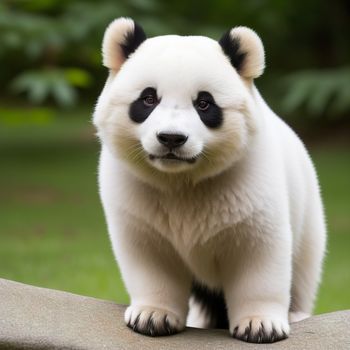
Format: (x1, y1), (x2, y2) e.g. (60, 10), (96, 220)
(94, 19), (326, 341)
(187, 296), (211, 328)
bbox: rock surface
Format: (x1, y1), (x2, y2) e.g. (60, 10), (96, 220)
(0, 278), (349, 349)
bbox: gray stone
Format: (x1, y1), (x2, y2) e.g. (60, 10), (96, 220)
(0, 278), (349, 350)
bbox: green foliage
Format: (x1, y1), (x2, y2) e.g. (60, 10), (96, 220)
(11, 68), (91, 107)
(0, 0), (127, 107)
(281, 67), (350, 118)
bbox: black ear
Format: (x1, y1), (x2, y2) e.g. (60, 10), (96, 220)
(219, 31), (247, 74)
(219, 26), (265, 79)
(120, 22), (147, 59)
(102, 18), (146, 71)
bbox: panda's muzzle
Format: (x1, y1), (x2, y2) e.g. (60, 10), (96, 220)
(150, 132), (197, 163)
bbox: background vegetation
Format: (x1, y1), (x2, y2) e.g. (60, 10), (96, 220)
(0, 0), (349, 314)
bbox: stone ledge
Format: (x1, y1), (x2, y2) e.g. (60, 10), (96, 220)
(0, 278), (349, 350)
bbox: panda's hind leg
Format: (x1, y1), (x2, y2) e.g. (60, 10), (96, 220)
(289, 212), (326, 323)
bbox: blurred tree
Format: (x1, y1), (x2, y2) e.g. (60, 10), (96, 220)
(0, 0), (349, 125)
(281, 67), (350, 118)
(0, 0), (125, 106)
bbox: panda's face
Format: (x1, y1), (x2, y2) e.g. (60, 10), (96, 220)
(95, 19), (264, 185)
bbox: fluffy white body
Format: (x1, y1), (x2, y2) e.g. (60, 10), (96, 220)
(94, 18), (326, 343)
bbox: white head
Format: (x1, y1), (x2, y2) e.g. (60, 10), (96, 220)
(94, 18), (265, 188)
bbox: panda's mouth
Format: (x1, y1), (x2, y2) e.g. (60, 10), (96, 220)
(149, 152), (197, 164)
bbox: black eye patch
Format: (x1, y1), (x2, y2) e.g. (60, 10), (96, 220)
(193, 91), (223, 128)
(129, 87), (159, 123)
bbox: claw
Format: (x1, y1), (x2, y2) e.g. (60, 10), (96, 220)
(232, 318), (289, 343)
(132, 314), (140, 332)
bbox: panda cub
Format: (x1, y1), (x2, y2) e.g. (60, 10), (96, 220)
(94, 17), (326, 343)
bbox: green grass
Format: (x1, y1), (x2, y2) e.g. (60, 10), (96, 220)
(0, 110), (128, 303)
(311, 148), (350, 313)
(0, 110), (349, 313)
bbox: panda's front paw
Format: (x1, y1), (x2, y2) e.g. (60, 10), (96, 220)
(231, 316), (289, 343)
(125, 305), (185, 337)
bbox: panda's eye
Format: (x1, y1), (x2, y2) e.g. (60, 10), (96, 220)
(194, 91), (223, 128)
(197, 100), (210, 111)
(129, 87), (159, 123)
(143, 95), (156, 107)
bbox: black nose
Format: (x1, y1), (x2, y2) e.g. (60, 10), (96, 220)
(157, 133), (188, 149)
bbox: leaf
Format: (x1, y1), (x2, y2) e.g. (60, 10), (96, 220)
(281, 74), (313, 113)
(11, 71), (49, 104)
(50, 76), (77, 107)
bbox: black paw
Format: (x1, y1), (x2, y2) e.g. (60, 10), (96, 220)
(231, 317), (289, 343)
(125, 306), (184, 337)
